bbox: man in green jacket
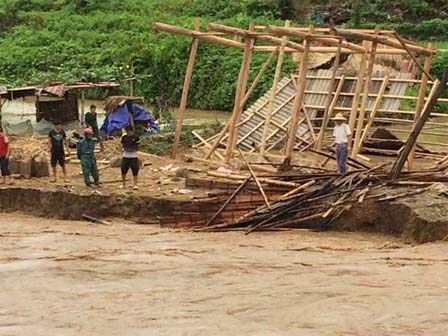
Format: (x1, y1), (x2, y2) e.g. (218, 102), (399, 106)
(77, 128), (100, 187)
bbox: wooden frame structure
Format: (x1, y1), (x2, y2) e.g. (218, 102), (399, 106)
(153, 21), (442, 165)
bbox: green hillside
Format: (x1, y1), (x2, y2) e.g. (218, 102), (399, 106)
(0, 0), (447, 111)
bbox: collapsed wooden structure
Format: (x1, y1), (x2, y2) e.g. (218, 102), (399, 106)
(153, 21), (447, 172)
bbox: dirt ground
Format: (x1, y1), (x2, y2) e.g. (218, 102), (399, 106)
(1, 214), (448, 336)
(7, 136), (211, 200)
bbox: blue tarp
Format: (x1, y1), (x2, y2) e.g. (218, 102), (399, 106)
(100, 103), (158, 134)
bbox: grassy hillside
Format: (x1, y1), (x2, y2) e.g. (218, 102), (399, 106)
(0, 0), (447, 111)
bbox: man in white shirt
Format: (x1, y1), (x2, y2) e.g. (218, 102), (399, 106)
(332, 113), (351, 175)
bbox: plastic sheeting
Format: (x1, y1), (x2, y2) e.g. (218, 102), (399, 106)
(33, 119), (53, 135)
(4, 120), (33, 136)
(100, 102), (158, 134)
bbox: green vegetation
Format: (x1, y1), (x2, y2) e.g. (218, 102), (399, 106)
(139, 120), (223, 155)
(1, 0), (448, 112)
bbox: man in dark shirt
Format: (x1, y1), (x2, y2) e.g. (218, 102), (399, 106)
(120, 126), (140, 190)
(48, 121), (70, 182)
(84, 104), (104, 151)
(84, 105), (99, 137)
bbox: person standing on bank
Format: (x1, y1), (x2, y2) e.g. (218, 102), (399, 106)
(120, 125), (141, 190)
(48, 121), (70, 182)
(0, 127), (12, 185)
(332, 113), (352, 175)
(77, 127), (100, 187)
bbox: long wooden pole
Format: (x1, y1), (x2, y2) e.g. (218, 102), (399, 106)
(225, 22), (255, 163)
(284, 30), (312, 161)
(389, 76), (446, 180)
(260, 20), (290, 156)
(240, 47), (278, 108)
(80, 90), (85, 125)
(171, 19), (200, 159)
(315, 42), (342, 149)
(348, 51), (367, 135)
(352, 36), (378, 157)
(358, 76), (389, 150)
(394, 33), (434, 82)
(407, 42), (435, 168)
(239, 149), (271, 209)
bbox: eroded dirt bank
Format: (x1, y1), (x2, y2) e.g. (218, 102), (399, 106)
(1, 214), (448, 335)
(1, 185), (448, 243)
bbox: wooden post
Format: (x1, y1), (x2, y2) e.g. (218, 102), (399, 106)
(284, 28), (312, 161)
(390, 76), (446, 180)
(315, 42), (342, 149)
(171, 19), (200, 159)
(260, 21), (290, 156)
(80, 90), (86, 125)
(407, 42), (435, 168)
(352, 35), (378, 157)
(348, 50), (367, 134)
(225, 22), (255, 163)
(358, 76), (389, 150)
(240, 47), (278, 108)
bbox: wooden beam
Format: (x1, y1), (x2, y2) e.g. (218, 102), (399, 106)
(266, 25), (367, 54)
(315, 42), (342, 149)
(359, 76), (389, 150)
(152, 22), (245, 49)
(225, 22), (255, 163)
(394, 33), (434, 81)
(408, 42), (435, 168)
(207, 22), (304, 52)
(240, 47), (278, 108)
(238, 149), (271, 209)
(352, 36), (378, 157)
(333, 28), (435, 56)
(284, 27), (312, 161)
(348, 49), (367, 134)
(260, 20), (290, 156)
(171, 19), (200, 159)
(389, 76), (446, 180)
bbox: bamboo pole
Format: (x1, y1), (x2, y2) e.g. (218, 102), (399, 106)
(240, 47), (278, 108)
(389, 77), (446, 180)
(348, 49), (367, 134)
(394, 33), (434, 82)
(284, 29), (312, 161)
(407, 42), (435, 168)
(225, 23), (255, 163)
(260, 20), (290, 156)
(315, 42), (343, 150)
(192, 130), (225, 161)
(352, 36), (378, 157)
(238, 149), (271, 209)
(332, 28), (435, 56)
(152, 22), (245, 49)
(358, 76), (389, 151)
(265, 25), (367, 53)
(171, 19), (200, 159)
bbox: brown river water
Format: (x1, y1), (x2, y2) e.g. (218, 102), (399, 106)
(1, 214), (448, 335)
(1, 98), (229, 126)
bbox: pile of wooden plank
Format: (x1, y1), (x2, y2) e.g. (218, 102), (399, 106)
(195, 162), (445, 234)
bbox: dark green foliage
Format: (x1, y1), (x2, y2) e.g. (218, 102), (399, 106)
(0, 0), (297, 111)
(2, 0), (448, 112)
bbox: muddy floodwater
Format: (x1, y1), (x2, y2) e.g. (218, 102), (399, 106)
(1, 215), (448, 335)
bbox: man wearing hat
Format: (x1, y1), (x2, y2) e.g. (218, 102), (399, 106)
(332, 113), (351, 175)
(77, 127), (100, 187)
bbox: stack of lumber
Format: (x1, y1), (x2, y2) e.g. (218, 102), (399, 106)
(193, 161), (446, 234)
